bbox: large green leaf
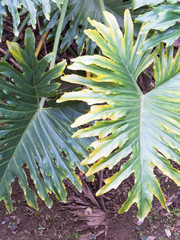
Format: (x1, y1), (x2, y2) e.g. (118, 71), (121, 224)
(41, 0), (141, 54)
(132, 0), (164, 8)
(0, 28), (92, 212)
(142, 24), (180, 51)
(137, 4), (180, 33)
(58, 10), (180, 220)
(61, 0), (136, 54)
(0, 0), (63, 38)
(135, 3), (180, 50)
(132, 0), (180, 8)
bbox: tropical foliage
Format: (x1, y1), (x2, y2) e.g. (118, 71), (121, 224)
(0, 0), (142, 54)
(41, 0), (141, 54)
(0, 0), (63, 38)
(0, 28), (93, 211)
(134, 1), (180, 50)
(58, 10), (180, 220)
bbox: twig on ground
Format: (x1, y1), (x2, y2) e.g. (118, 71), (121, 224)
(99, 169), (106, 211)
(105, 223), (109, 240)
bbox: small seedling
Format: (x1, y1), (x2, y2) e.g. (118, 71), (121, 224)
(170, 208), (180, 217)
(38, 226), (46, 236)
(147, 215), (152, 223)
(69, 232), (81, 240)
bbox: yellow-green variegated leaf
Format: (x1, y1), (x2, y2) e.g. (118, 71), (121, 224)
(58, 10), (180, 220)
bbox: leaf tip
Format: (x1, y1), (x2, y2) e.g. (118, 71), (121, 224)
(96, 189), (102, 197)
(86, 169), (92, 177)
(81, 159), (88, 166)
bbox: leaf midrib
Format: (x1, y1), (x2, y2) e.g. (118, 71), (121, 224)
(110, 43), (142, 96)
(1, 108), (39, 182)
(1, 61), (40, 182)
(139, 94), (145, 208)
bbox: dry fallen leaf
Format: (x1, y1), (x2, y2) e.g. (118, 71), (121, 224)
(165, 229), (171, 238)
(10, 216), (20, 225)
(147, 236), (156, 240)
(176, 220), (180, 227)
(85, 207), (93, 215)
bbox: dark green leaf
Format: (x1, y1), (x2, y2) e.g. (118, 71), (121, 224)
(0, 28), (93, 212)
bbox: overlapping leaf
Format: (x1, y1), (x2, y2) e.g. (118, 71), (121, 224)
(132, 0), (164, 8)
(41, 0), (141, 54)
(0, 28), (92, 212)
(58, 10), (180, 220)
(134, 2), (180, 50)
(62, 0), (137, 54)
(0, 0), (63, 38)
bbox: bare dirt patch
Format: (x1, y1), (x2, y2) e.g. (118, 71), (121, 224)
(0, 171), (179, 240)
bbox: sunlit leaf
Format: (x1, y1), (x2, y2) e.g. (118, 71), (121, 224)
(58, 10), (180, 220)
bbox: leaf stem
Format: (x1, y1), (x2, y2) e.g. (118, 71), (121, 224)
(50, 0), (69, 69)
(98, 0), (108, 26)
(3, 13), (30, 61)
(40, 0), (69, 108)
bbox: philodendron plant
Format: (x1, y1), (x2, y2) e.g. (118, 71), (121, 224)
(58, 10), (180, 220)
(0, 28), (93, 212)
(0, 0), (63, 38)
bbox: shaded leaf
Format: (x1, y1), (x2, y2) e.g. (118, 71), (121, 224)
(0, 2), (6, 39)
(132, 0), (164, 9)
(137, 5), (180, 33)
(0, 0), (63, 38)
(141, 24), (180, 50)
(0, 28), (93, 212)
(135, 3), (180, 49)
(41, 0), (141, 54)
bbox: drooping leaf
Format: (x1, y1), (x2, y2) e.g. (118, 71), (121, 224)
(132, 0), (164, 8)
(137, 4), (180, 33)
(58, 10), (180, 220)
(135, 3), (180, 49)
(0, 28), (92, 212)
(0, 2), (6, 39)
(142, 24), (180, 50)
(21, 0), (37, 28)
(2, 0), (21, 36)
(41, 0), (141, 54)
(39, 0), (51, 20)
(0, 0), (63, 38)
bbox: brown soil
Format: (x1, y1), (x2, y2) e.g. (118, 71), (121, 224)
(0, 170), (180, 240)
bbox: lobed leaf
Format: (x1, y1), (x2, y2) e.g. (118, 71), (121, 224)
(41, 0), (141, 54)
(135, 3), (180, 50)
(0, 0), (63, 38)
(141, 24), (180, 51)
(0, 28), (93, 212)
(132, 0), (164, 8)
(58, 10), (180, 220)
